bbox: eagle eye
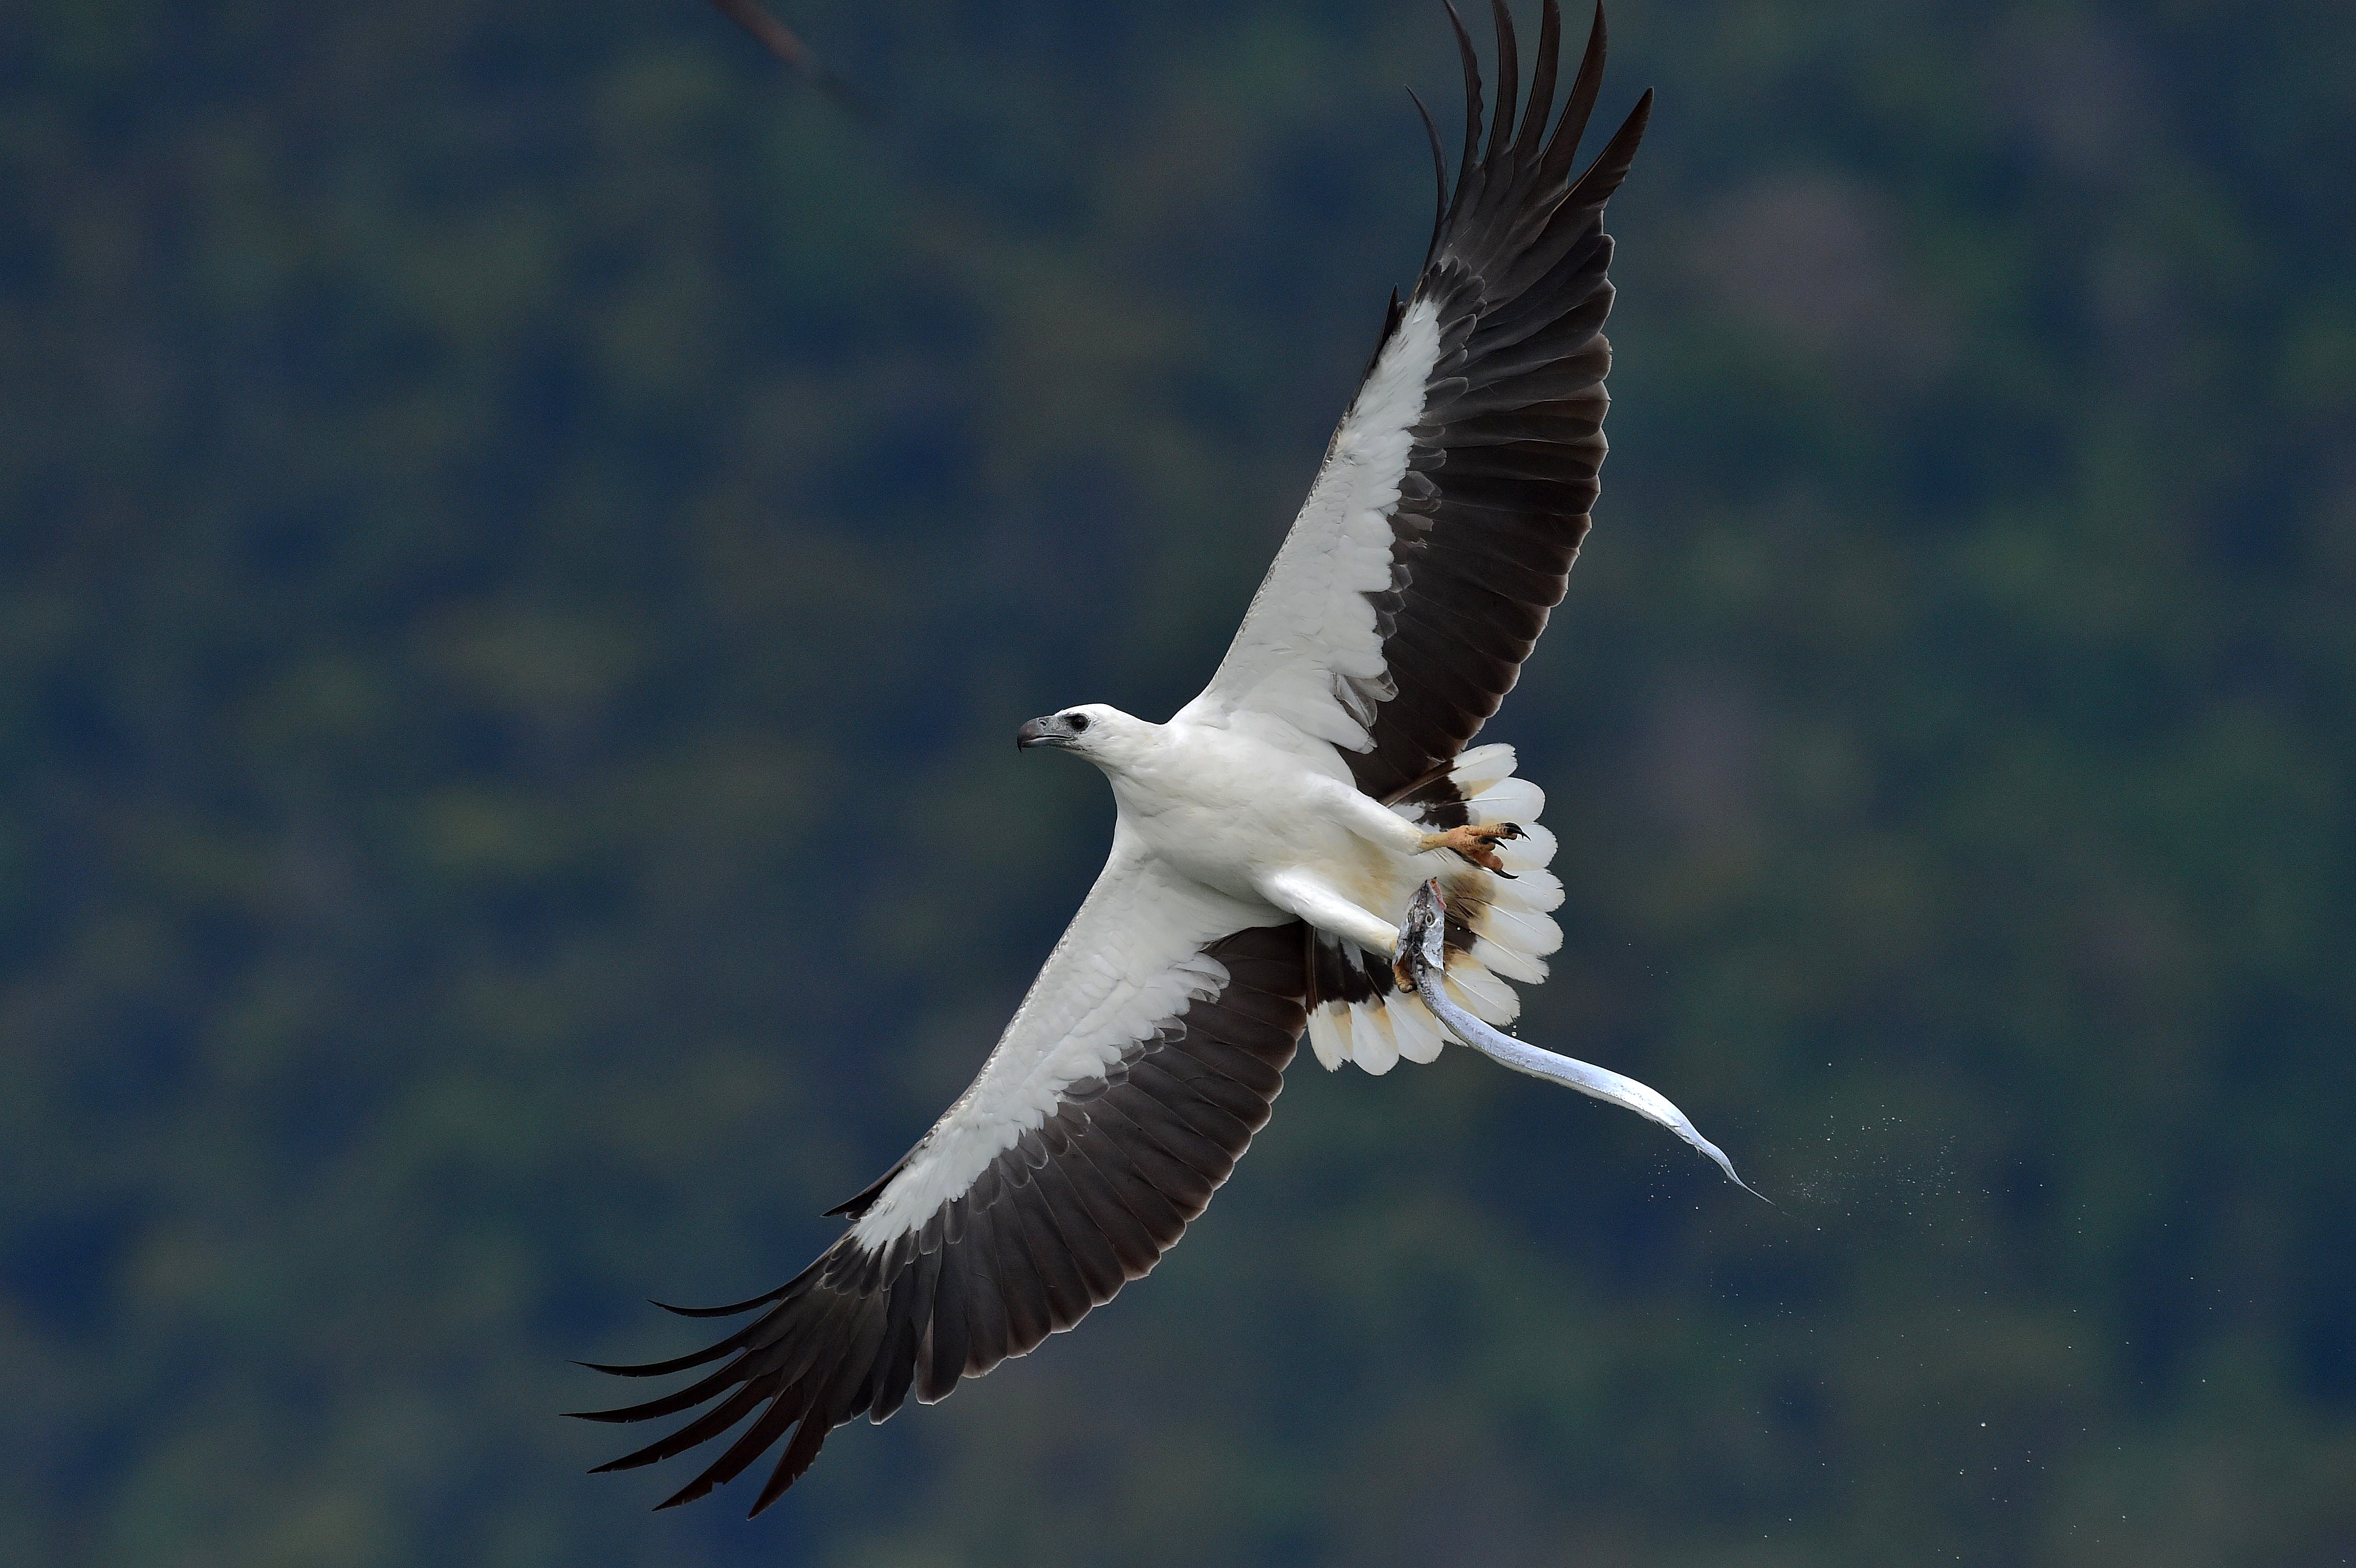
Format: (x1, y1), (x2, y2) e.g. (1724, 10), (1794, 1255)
(1068, 713), (1090, 732)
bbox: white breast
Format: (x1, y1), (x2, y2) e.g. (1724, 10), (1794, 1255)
(1107, 722), (1358, 905)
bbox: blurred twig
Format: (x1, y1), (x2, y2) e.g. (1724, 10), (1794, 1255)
(706, 0), (876, 119)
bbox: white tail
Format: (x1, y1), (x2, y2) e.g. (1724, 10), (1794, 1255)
(1304, 744), (1565, 1075)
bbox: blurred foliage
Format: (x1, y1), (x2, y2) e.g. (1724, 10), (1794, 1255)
(2, 0), (2353, 1563)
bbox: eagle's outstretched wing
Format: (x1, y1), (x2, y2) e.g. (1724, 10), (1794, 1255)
(1180, 0), (1648, 805)
(573, 838), (1306, 1514)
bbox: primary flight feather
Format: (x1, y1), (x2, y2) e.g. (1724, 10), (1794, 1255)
(576, 0), (1741, 1514)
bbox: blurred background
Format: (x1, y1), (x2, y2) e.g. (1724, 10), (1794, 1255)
(4, 0), (2352, 1563)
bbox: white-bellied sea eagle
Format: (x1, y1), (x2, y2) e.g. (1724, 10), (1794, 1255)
(575, 0), (1748, 1514)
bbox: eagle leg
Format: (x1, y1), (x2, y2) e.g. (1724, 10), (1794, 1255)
(1259, 866), (1400, 958)
(1416, 821), (1524, 874)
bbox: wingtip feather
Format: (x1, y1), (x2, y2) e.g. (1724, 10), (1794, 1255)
(652, 1288), (783, 1320)
(1484, 0), (1520, 173)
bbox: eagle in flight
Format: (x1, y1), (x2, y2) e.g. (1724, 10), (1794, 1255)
(577, 0), (1746, 1514)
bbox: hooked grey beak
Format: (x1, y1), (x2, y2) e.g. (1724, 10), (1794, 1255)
(1016, 715), (1061, 751)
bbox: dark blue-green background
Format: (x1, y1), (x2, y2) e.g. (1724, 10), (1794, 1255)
(5, 1), (2352, 1562)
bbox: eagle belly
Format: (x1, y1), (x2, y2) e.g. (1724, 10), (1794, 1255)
(1106, 721), (1373, 911)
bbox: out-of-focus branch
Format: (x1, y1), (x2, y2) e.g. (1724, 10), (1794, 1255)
(705, 0), (875, 118)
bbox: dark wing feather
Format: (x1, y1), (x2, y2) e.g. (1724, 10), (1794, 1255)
(569, 924), (1308, 1515)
